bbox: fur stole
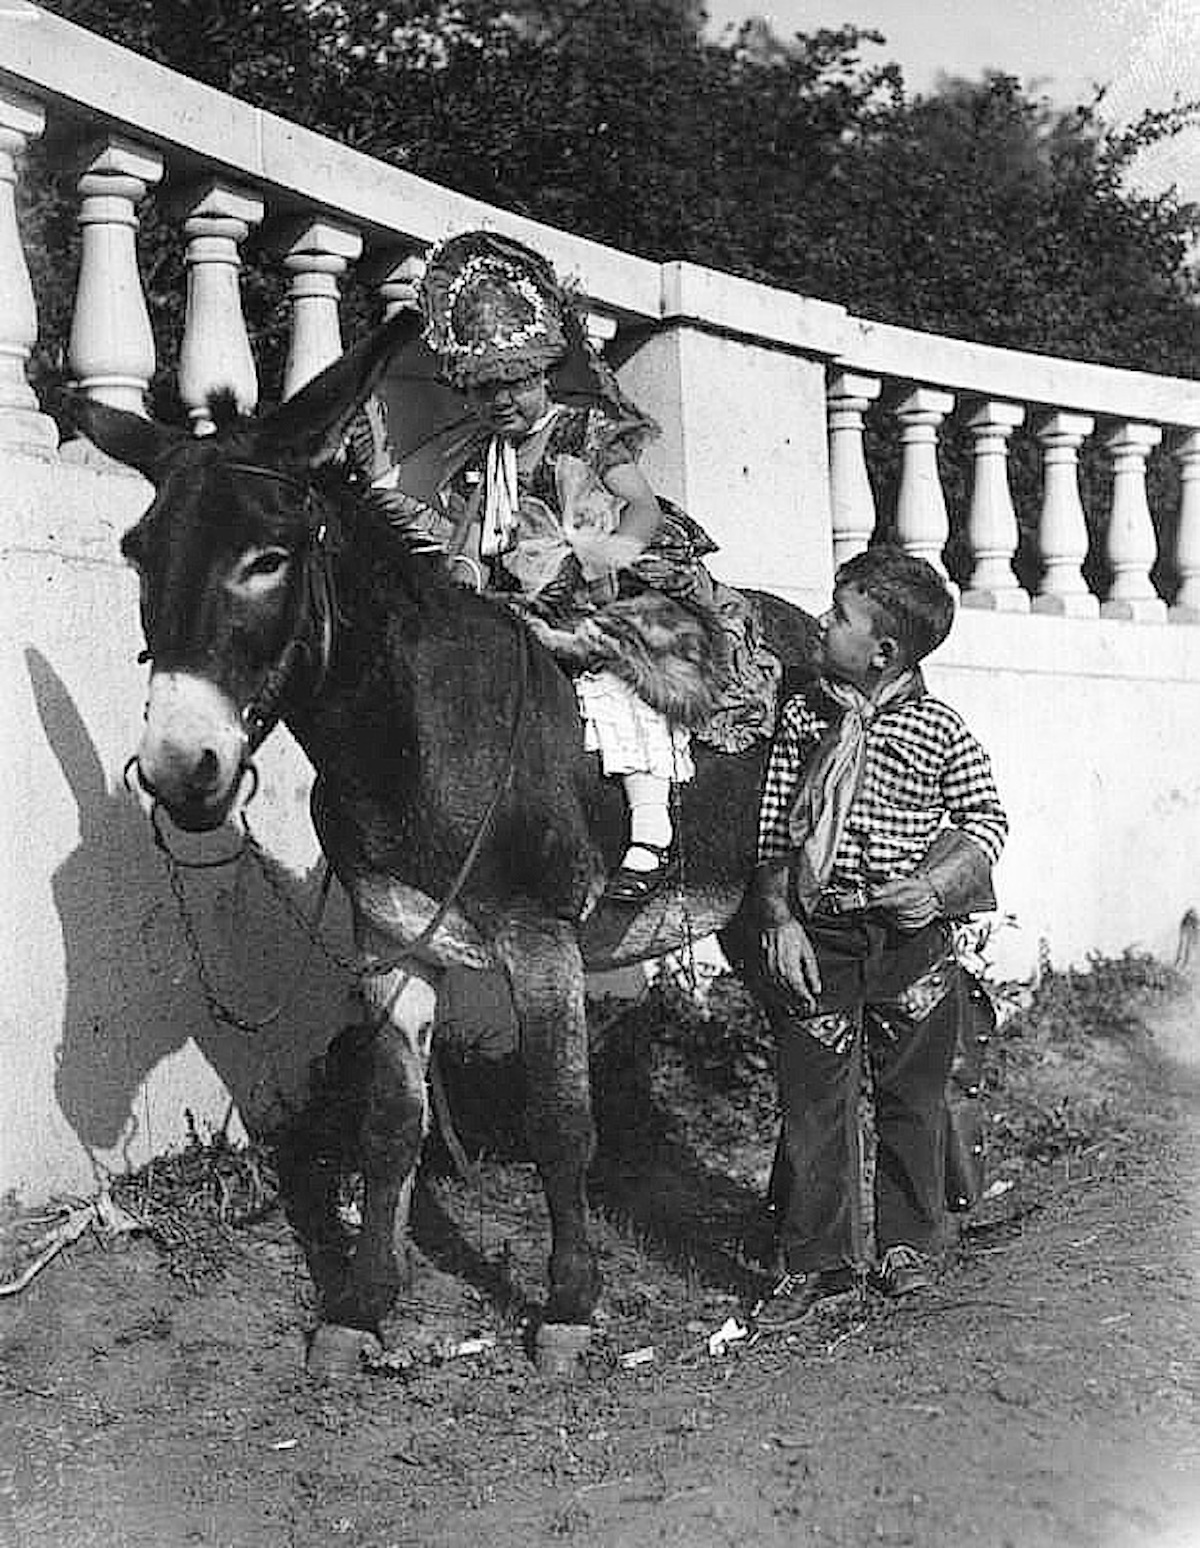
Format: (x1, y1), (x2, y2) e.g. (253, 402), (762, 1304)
(521, 590), (724, 730)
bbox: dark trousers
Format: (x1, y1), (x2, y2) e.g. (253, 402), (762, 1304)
(756, 911), (960, 1274)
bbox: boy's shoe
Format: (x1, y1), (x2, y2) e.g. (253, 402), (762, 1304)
(750, 1266), (856, 1331)
(872, 1244), (932, 1298)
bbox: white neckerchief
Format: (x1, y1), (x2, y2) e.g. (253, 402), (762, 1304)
(787, 669), (923, 910)
(480, 406), (561, 558)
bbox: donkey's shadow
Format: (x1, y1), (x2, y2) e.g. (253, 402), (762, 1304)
(29, 648), (350, 1177)
(32, 646), (768, 1319)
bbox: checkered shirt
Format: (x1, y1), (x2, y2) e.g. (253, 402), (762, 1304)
(756, 683), (1008, 889)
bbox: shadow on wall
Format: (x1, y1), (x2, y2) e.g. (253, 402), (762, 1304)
(27, 648), (352, 1179)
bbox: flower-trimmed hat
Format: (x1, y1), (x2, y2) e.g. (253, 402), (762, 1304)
(420, 230), (581, 390)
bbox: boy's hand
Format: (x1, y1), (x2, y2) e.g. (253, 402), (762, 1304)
(761, 918), (822, 1013)
(868, 875), (940, 931)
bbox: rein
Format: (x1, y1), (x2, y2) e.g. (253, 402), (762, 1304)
(140, 456), (535, 1028)
(240, 616), (531, 986)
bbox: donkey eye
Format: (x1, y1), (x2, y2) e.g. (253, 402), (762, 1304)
(233, 548), (291, 589)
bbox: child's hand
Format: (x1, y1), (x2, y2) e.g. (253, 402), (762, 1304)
(761, 919), (822, 1013)
(868, 876), (940, 931)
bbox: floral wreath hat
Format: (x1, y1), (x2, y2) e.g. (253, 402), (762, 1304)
(419, 230), (658, 451)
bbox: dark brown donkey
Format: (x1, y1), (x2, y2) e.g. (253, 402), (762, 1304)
(75, 311), (819, 1366)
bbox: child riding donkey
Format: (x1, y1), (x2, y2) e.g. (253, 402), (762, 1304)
(378, 231), (781, 905)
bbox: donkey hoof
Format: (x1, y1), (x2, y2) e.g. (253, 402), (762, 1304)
(534, 1322), (593, 1377)
(306, 1323), (381, 1379)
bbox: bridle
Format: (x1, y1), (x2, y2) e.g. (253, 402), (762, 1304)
(222, 460), (337, 755)
(134, 454), (533, 1030)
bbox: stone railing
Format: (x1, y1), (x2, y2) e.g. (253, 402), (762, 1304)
(5, 5), (1200, 618)
(828, 319), (1200, 623)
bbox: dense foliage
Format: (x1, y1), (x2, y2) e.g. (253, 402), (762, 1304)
(24, 0), (1200, 400)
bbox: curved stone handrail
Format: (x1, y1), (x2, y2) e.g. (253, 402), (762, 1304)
(5, 4), (1200, 620)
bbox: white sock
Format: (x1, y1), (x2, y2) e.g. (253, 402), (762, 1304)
(622, 773), (672, 870)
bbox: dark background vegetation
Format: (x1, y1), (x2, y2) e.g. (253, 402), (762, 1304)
(18, 0), (1200, 587)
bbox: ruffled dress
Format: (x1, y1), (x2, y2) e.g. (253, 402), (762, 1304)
(444, 404), (781, 764)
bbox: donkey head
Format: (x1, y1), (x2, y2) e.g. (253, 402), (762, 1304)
(77, 311), (418, 832)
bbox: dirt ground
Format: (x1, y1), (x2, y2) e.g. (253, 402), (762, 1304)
(2, 965), (1199, 1548)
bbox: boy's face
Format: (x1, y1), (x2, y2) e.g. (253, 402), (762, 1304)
(818, 583), (897, 688)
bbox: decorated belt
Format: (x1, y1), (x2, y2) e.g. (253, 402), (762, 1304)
(818, 885), (871, 915)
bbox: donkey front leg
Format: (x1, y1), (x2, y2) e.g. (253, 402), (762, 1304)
(495, 912), (600, 1328)
(325, 945), (438, 1339)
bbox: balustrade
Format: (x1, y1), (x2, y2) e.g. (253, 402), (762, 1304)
(0, 85), (54, 448)
(584, 309), (618, 354)
(961, 399), (1027, 612)
(827, 370), (881, 567)
(1032, 412), (1098, 618)
(366, 252), (426, 319)
(2, 23), (1199, 628)
(1172, 431), (1200, 623)
(893, 387), (955, 576)
(1101, 421), (1165, 622)
(276, 217), (363, 400)
(68, 135), (162, 416)
(174, 179), (263, 434)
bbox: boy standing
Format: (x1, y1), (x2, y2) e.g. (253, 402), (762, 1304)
(748, 547), (1007, 1327)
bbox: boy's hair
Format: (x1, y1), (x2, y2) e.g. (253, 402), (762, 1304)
(835, 546), (955, 665)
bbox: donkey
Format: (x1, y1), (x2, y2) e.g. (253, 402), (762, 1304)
(75, 310), (819, 1364)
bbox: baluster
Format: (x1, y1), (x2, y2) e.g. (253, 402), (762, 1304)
(358, 251), (430, 486)
(893, 387), (955, 574)
(962, 399), (1028, 611)
(1101, 421), (1165, 622)
(368, 251), (426, 319)
(68, 136), (163, 416)
(584, 309), (618, 354)
(827, 371), (881, 567)
(1170, 430), (1200, 623)
(0, 87), (56, 449)
(276, 218), (362, 400)
(174, 180), (264, 435)
(1032, 412), (1098, 617)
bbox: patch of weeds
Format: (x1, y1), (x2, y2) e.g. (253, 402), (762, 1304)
(984, 949), (1189, 1165)
(629, 975), (773, 1091)
(1015, 950), (1184, 1047)
(109, 1112), (279, 1284)
(594, 949), (1187, 1189)
(548, 1499), (592, 1536)
(987, 1091), (1116, 1164)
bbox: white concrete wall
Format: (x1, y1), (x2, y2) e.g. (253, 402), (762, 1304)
(1, 447), (356, 1203)
(622, 322), (836, 611)
(7, 437), (1198, 1205)
(927, 611), (1200, 980)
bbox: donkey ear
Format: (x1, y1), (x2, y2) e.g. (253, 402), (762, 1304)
(252, 309), (424, 470)
(69, 397), (188, 480)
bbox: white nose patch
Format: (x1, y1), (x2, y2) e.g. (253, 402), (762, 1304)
(140, 672), (246, 803)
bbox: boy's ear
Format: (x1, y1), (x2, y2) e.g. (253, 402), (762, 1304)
(872, 633), (902, 670)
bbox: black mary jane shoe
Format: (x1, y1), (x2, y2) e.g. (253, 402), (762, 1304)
(602, 843), (673, 905)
